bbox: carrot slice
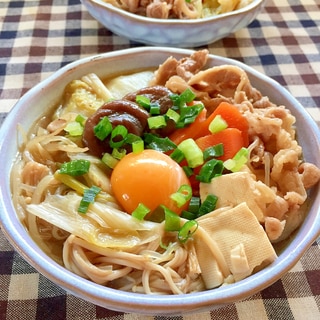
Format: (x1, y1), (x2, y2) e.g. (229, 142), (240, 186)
(169, 108), (207, 145)
(195, 128), (244, 161)
(209, 102), (249, 146)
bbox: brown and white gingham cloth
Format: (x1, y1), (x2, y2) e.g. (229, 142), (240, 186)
(0, 0), (319, 319)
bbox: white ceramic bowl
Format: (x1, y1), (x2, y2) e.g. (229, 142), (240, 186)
(81, 0), (265, 47)
(0, 47), (319, 315)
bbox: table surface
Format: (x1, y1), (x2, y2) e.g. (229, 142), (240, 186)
(0, 0), (319, 319)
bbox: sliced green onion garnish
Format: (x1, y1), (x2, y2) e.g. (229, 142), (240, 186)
(234, 147), (248, 160)
(181, 210), (198, 220)
(177, 138), (204, 168)
(78, 185), (101, 214)
(170, 184), (192, 208)
(203, 143), (224, 160)
(198, 194), (218, 217)
(149, 103), (161, 115)
(143, 133), (176, 152)
(132, 139), (144, 153)
(146, 206), (165, 223)
(132, 203), (151, 220)
(188, 196), (201, 214)
(182, 166), (193, 177)
(170, 148), (185, 163)
(196, 158), (224, 183)
(176, 104), (204, 128)
(209, 115), (228, 134)
(110, 125), (128, 149)
(111, 148), (126, 160)
(64, 121), (83, 136)
(136, 95), (151, 108)
(179, 88), (196, 104)
(59, 159), (90, 176)
(170, 88), (196, 108)
(94, 116), (112, 141)
(163, 206), (181, 232)
(147, 115), (166, 129)
(166, 108), (180, 123)
(102, 153), (119, 169)
(178, 220), (198, 243)
(75, 114), (87, 126)
(125, 133), (142, 145)
(223, 147), (248, 172)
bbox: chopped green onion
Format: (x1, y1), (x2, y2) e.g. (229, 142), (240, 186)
(143, 133), (176, 152)
(182, 166), (193, 177)
(136, 96), (161, 114)
(102, 153), (119, 169)
(196, 158), (224, 183)
(198, 194), (218, 216)
(203, 143), (224, 160)
(163, 206), (181, 232)
(59, 159), (90, 176)
(75, 114), (87, 126)
(111, 148), (126, 160)
(170, 184), (192, 208)
(166, 108), (180, 123)
(94, 116), (113, 141)
(170, 148), (185, 163)
(132, 139), (144, 153)
(209, 115), (228, 134)
(170, 88), (196, 108)
(175, 104), (204, 128)
(177, 138), (204, 168)
(181, 210), (197, 220)
(178, 220), (198, 243)
(146, 206), (165, 223)
(147, 115), (166, 129)
(169, 95), (182, 109)
(125, 133), (142, 145)
(149, 103), (161, 115)
(188, 196), (201, 214)
(78, 185), (101, 213)
(64, 121), (83, 136)
(136, 95), (151, 108)
(110, 125), (128, 149)
(132, 203), (151, 220)
(223, 147), (248, 172)
(180, 88), (196, 103)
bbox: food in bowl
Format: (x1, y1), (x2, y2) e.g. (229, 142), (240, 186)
(102, 0), (253, 19)
(10, 49), (320, 295)
(80, 0), (265, 47)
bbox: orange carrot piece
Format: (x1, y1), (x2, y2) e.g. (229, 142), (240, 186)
(209, 102), (249, 146)
(169, 108), (207, 145)
(192, 110), (217, 139)
(195, 128), (244, 161)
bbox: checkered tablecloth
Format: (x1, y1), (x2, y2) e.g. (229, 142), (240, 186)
(0, 0), (319, 319)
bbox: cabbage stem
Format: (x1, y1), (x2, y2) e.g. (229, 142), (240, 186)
(54, 172), (114, 202)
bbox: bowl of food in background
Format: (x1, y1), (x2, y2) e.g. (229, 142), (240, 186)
(0, 47), (319, 315)
(81, 0), (265, 47)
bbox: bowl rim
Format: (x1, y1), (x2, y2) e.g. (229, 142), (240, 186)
(0, 46), (319, 315)
(82, 0), (265, 25)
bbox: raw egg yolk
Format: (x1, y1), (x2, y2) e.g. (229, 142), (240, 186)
(110, 149), (191, 215)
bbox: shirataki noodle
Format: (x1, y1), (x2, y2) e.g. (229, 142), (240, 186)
(11, 50), (320, 294)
